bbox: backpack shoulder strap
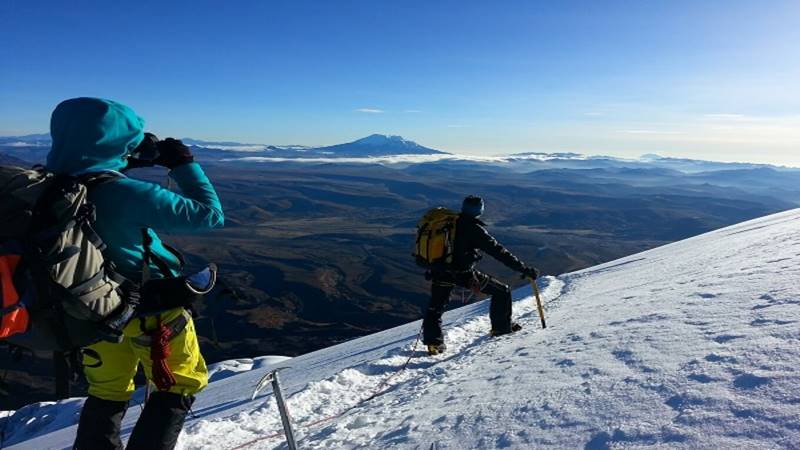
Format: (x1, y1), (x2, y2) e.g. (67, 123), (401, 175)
(140, 229), (185, 282)
(77, 171), (122, 189)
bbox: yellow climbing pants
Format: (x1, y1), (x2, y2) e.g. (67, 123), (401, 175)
(82, 307), (208, 402)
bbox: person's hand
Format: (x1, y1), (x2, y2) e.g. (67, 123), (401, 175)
(521, 266), (540, 280)
(124, 132), (159, 170)
(154, 138), (194, 169)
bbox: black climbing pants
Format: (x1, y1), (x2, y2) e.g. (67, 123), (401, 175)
(74, 395), (128, 450)
(127, 392), (195, 450)
(74, 392), (194, 450)
(422, 270), (512, 345)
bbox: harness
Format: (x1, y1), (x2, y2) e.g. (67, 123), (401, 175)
(134, 309), (193, 391)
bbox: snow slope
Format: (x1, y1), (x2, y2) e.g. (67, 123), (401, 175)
(5, 209), (800, 449)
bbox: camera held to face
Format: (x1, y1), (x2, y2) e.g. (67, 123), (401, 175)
(127, 134), (194, 170)
(128, 132), (161, 164)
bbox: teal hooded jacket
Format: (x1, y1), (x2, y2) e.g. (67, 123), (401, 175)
(45, 97), (224, 281)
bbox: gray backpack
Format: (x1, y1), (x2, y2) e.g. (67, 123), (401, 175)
(0, 165), (136, 351)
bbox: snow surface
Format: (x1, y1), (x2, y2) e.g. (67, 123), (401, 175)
(4, 209), (800, 449)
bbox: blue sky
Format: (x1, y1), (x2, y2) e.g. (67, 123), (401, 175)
(1, 0), (799, 165)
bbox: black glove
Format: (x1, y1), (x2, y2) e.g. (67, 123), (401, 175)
(154, 138), (194, 169)
(125, 132), (159, 170)
(520, 266), (539, 280)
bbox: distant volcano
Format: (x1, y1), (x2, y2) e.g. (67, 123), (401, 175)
(309, 134), (447, 157)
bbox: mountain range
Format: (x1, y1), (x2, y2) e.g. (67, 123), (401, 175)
(2, 132), (800, 412)
(3, 133), (796, 174)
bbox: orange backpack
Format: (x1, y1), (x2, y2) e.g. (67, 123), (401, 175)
(0, 251), (29, 339)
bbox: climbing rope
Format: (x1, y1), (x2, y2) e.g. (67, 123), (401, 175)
(230, 327), (423, 450)
(229, 278), (509, 450)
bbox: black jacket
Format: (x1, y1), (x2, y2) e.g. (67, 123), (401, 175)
(449, 214), (526, 272)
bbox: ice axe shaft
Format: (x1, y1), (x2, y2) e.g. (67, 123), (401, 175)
(531, 279), (547, 329)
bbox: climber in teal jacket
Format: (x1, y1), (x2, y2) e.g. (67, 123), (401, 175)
(45, 97), (224, 450)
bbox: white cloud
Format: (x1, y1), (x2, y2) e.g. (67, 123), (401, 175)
(222, 152), (608, 166)
(203, 144), (270, 152)
(619, 130), (686, 135)
(355, 108), (384, 114)
(703, 113), (748, 121)
(225, 154), (502, 165)
(614, 114), (800, 149)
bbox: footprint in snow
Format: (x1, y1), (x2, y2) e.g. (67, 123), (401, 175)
(665, 393), (706, 411)
(733, 373), (771, 390)
(612, 350), (656, 374)
(581, 367), (603, 379)
(712, 334), (745, 344)
(705, 353), (738, 364)
(609, 313), (669, 326)
(750, 293), (800, 310)
(750, 318), (797, 327)
(556, 358), (576, 367)
(514, 346), (532, 355)
(684, 320), (712, 328)
(687, 373), (720, 383)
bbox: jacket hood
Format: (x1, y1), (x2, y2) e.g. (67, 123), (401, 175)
(46, 97), (145, 175)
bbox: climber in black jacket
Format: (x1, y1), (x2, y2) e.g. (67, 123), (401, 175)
(424, 195), (539, 355)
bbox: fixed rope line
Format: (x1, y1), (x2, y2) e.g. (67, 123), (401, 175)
(230, 328), (423, 450)
(229, 281), (551, 450)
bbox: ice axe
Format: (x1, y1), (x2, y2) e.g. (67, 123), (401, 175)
(530, 277), (547, 329)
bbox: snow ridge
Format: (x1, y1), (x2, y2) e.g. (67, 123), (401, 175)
(182, 277), (566, 449)
(5, 209), (800, 449)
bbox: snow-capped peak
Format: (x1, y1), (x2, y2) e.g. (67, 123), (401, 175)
(353, 134), (421, 148)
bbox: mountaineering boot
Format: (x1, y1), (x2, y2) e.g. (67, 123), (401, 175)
(73, 395), (128, 450)
(126, 391), (195, 450)
(427, 343), (447, 356)
(491, 322), (523, 337)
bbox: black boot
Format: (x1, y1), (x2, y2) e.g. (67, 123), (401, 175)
(126, 392), (194, 450)
(427, 343), (447, 356)
(491, 322), (522, 337)
(74, 395), (128, 450)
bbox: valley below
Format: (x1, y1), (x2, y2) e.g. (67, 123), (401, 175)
(2, 138), (799, 410)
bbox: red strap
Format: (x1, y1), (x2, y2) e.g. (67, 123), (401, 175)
(149, 319), (177, 391)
